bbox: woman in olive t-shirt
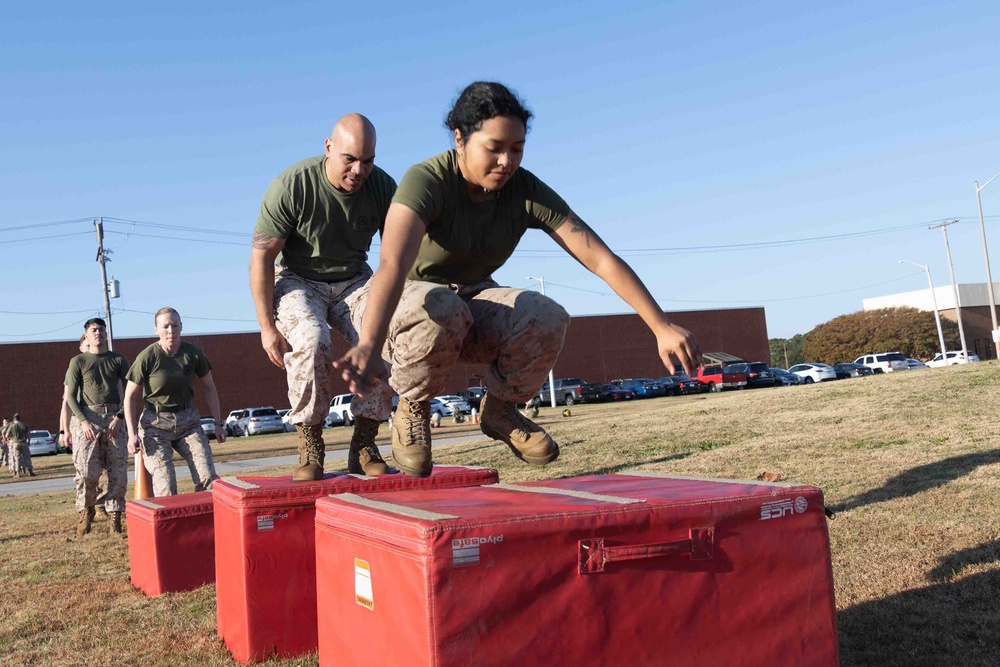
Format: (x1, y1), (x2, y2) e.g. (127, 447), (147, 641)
(335, 82), (702, 478)
(124, 307), (226, 496)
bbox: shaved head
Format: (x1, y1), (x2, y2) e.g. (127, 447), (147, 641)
(324, 113), (378, 193)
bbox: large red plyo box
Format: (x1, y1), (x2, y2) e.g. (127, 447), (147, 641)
(125, 491), (216, 597)
(314, 472), (839, 667)
(213, 465), (500, 664)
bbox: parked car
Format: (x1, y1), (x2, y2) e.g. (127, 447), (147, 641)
(325, 393), (355, 427)
(538, 378), (588, 406)
(457, 387), (486, 411)
(28, 429), (58, 456)
(224, 409), (244, 437)
(277, 408), (296, 432)
(690, 365), (747, 392)
(906, 358), (929, 370)
(580, 383), (635, 402)
(926, 350), (980, 367)
(611, 378), (667, 398)
(787, 363), (838, 384)
(770, 368), (802, 386)
(200, 417), (217, 440)
(854, 352), (908, 374)
(235, 407), (285, 437)
(435, 395), (471, 415)
(657, 375), (703, 395)
(833, 362), (873, 379)
(722, 362), (777, 389)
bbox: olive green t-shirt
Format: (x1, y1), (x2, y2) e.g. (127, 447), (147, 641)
(64, 351), (131, 420)
(393, 150), (571, 285)
(126, 342), (212, 411)
(255, 156), (397, 282)
(5, 420), (29, 443)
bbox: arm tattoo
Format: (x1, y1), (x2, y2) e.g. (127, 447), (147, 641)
(568, 215), (592, 248)
(252, 231), (279, 250)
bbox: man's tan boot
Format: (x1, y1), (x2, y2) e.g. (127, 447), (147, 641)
(96, 506), (109, 518)
(347, 416), (390, 476)
(76, 507), (95, 537)
(293, 424), (326, 481)
(110, 511), (124, 535)
(480, 391), (559, 465)
(391, 398), (432, 478)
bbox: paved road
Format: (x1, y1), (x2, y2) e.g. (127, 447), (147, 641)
(0, 434), (488, 497)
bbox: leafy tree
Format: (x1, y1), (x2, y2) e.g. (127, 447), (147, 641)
(801, 307), (959, 364)
(769, 334), (805, 368)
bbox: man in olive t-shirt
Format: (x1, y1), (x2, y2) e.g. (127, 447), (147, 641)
(250, 114), (396, 481)
(64, 318), (130, 536)
(4, 414), (32, 477)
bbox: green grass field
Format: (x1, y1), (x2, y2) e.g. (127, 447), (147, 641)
(2, 364), (999, 665)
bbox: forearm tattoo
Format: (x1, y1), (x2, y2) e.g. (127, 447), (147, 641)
(568, 215), (592, 248)
(252, 231), (279, 250)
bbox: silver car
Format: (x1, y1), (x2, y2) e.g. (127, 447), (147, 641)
(200, 417), (217, 440)
(434, 395), (471, 415)
(236, 407), (286, 437)
(28, 430), (58, 456)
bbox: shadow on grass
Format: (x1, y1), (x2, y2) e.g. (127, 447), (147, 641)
(829, 449), (1000, 513)
(838, 569), (1000, 666)
(572, 451), (693, 477)
(928, 540), (1000, 582)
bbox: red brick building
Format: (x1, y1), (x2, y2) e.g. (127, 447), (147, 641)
(0, 307), (768, 431)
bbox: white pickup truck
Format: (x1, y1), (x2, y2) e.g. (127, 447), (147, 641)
(324, 393), (355, 427)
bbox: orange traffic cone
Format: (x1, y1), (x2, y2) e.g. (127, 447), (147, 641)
(470, 408), (479, 424)
(134, 451), (153, 500)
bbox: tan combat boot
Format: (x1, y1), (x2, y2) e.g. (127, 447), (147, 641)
(480, 391), (560, 465)
(110, 511), (124, 535)
(96, 506), (109, 518)
(76, 507), (95, 537)
(347, 416), (390, 476)
(293, 424), (326, 481)
(391, 398), (432, 478)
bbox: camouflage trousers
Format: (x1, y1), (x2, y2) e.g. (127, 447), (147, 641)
(139, 406), (218, 497)
(348, 278), (570, 403)
(0, 440), (8, 468)
(69, 406), (128, 512)
(273, 266), (391, 426)
(9, 441), (31, 476)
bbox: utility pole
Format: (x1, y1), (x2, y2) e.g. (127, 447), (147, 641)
(975, 172), (1000, 358)
(94, 217), (115, 350)
(929, 220), (967, 359)
(782, 341), (789, 369)
(899, 260), (947, 359)
(527, 276), (557, 408)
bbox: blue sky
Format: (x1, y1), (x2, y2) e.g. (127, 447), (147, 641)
(2, 1), (999, 344)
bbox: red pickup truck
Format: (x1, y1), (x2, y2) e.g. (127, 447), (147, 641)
(691, 365), (747, 392)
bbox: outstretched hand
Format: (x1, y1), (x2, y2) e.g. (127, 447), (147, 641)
(333, 345), (387, 398)
(656, 322), (702, 377)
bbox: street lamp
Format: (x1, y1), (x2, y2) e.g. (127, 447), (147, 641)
(928, 220), (969, 359)
(899, 260), (947, 359)
(527, 276), (557, 409)
(975, 171), (1000, 356)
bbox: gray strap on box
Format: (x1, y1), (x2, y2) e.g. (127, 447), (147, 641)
(490, 483), (645, 505)
(618, 470), (797, 488)
(334, 493), (459, 520)
(132, 499), (164, 509)
(220, 476), (259, 489)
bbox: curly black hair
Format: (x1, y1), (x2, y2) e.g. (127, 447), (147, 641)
(445, 82), (533, 142)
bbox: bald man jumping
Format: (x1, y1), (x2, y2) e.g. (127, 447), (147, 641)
(251, 114), (397, 480)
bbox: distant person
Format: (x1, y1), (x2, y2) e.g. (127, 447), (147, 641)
(0, 417), (8, 472)
(64, 318), (131, 536)
(4, 413), (34, 477)
(61, 334), (110, 516)
(250, 113), (396, 480)
(335, 82), (701, 477)
(124, 307), (225, 496)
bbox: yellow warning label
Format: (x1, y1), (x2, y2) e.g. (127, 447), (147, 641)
(354, 558), (373, 611)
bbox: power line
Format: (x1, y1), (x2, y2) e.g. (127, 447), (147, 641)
(0, 218), (94, 233)
(120, 308), (256, 323)
(103, 217), (247, 237)
(0, 316), (97, 338)
(0, 231), (94, 245)
(104, 230), (247, 246)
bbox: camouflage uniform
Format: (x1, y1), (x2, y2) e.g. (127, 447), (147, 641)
(69, 406), (128, 512)
(0, 438), (8, 469)
(139, 405), (218, 497)
(275, 264), (391, 425)
(4, 421), (31, 477)
(348, 278), (570, 402)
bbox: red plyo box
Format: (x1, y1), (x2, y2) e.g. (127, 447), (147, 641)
(212, 465), (499, 665)
(313, 472), (839, 667)
(126, 491), (216, 597)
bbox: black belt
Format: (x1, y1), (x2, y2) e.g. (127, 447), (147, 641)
(147, 404), (191, 414)
(87, 404), (120, 415)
